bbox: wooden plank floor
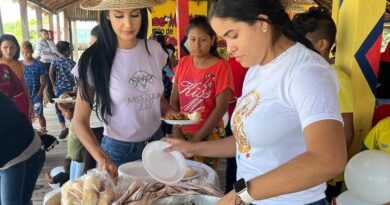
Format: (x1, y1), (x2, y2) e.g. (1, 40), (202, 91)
(31, 103), (227, 205)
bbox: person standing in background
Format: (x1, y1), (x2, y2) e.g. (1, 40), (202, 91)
(22, 41), (48, 133)
(0, 34), (32, 118)
(292, 7), (354, 200)
(34, 29), (56, 103)
(47, 30), (60, 57)
(49, 41), (76, 140)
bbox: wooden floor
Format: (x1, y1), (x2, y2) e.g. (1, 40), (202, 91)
(31, 103), (227, 205)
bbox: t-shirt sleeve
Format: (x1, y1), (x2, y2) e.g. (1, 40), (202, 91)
(289, 64), (343, 129)
(215, 61), (235, 96)
(364, 124), (379, 150)
(337, 71), (354, 113)
(71, 62), (94, 87)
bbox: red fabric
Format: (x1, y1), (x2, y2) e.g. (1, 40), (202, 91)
(227, 57), (248, 117)
(372, 104), (390, 126)
(174, 56), (234, 133)
(381, 41), (390, 62)
(0, 64), (29, 117)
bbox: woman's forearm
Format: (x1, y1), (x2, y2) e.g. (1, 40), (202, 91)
(194, 135), (236, 158)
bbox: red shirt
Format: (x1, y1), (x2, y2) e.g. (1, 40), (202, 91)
(0, 64), (29, 117)
(227, 58), (248, 117)
(174, 56), (234, 133)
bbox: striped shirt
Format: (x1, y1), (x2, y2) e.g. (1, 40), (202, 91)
(34, 39), (55, 63)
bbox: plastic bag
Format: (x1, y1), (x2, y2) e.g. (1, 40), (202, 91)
(61, 169), (116, 205)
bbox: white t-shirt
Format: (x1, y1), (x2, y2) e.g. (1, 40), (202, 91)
(72, 39), (167, 142)
(231, 43), (342, 205)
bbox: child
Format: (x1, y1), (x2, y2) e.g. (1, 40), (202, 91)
(170, 16), (234, 169)
(22, 41), (48, 133)
(49, 41), (76, 139)
(56, 92), (85, 180)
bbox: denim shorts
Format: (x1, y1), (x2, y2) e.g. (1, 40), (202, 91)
(101, 128), (163, 167)
(32, 95), (43, 116)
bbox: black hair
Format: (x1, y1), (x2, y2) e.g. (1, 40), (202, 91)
(40, 29), (48, 33)
(292, 6), (336, 51)
(186, 16), (220, 58)
(90, 25), (100, 38)
(208, 0), (315, 51)
(56, 41), (72, 55)
(21, 41), (34, 53)
(0, 34), (20, 60)
(77, 9), (149, 123)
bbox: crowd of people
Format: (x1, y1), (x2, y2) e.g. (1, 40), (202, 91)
(0, 0), (389, 204)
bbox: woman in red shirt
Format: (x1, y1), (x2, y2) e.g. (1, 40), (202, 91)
(171, 16), (234, 168)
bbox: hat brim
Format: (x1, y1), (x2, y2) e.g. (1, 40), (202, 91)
(80, 0), (167, 10)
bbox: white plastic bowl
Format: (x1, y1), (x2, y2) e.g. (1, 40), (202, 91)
(118, 161), (157, 183)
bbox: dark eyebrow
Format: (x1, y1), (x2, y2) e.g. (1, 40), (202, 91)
(113, 10), (124, 13)
(222, 29), (234, 37)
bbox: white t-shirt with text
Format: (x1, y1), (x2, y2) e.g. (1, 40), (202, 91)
(72, 39), (167, 142)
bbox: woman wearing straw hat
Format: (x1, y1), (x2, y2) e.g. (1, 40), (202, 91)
(72, 0), (172, 178)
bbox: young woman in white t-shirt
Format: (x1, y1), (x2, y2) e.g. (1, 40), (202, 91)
(164, 0), (347, 204)
(72, 0), (173, 178)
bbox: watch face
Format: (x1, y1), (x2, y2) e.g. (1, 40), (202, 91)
(234, 178), (247, 193)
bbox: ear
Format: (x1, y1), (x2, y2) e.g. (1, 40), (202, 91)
(317, 39), (330, 53)
(256, 14), (270, 33)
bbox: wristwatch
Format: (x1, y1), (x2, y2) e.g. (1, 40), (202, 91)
(233, 178), (255, 204)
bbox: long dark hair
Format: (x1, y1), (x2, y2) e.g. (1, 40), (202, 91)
(186, 16), (220, 58)
(0, 34), (20, 60)
(208, 0), (315, 51)
(77, 9), (149, 123)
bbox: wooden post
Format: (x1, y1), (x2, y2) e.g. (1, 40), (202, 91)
(64, 15), (70, 42)
(19, 0), (30, 41)
(56, 14), (61, 41)
(176, 0), (190, 58)
(36, 6), (43, 31)
(0, 4), (4, 35)
(72, 21), (78, 61)
(49, 13), (54, 31)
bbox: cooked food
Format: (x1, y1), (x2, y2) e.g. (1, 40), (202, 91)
(186, 112), (201, 121)
(165, 112), (189, 120)
(82, 189), (98, 205)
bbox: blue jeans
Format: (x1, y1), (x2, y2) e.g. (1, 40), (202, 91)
(306, 198), (329, 205)
(0, 149), (45, 205)
(101, 128), (163, 167)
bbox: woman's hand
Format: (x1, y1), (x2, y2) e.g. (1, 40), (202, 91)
(97, 156), (118, 179)
(215, 190), (240, 205)
(162, 137), (196, 158)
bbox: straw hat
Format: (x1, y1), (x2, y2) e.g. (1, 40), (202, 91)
(80, 0), (167, 10)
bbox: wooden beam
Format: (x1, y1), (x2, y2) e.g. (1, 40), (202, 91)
(27, 0), (56, 14)
(19, 0), (30, 41)
(36, 5), (43, 31)
(0, 4), (4, 35)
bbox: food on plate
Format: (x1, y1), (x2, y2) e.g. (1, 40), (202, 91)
(186, 111), (201, 121)
(184, 167), (196, 178)
(164, 112), (189, 120)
